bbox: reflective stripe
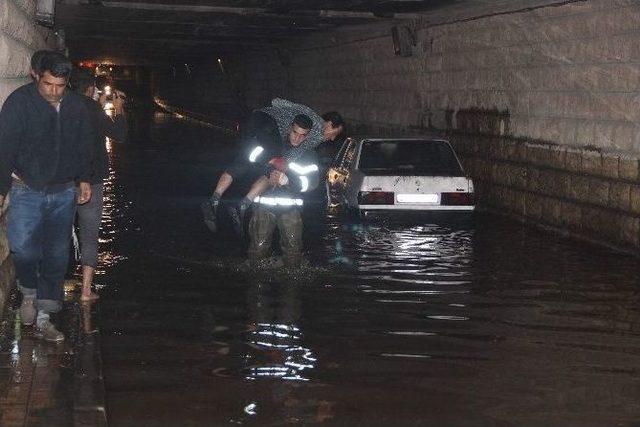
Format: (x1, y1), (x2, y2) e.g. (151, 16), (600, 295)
(288, 162), (318, 175)
(299, 176), (309, 192)
(254, 196), (304, 206)
(248, 146), (264, 163)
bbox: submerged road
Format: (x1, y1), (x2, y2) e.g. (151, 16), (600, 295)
(81, 111), (640, 425)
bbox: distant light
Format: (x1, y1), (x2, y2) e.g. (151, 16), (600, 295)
(109, 67), (113, 71)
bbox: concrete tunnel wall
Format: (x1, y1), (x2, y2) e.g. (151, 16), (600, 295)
(0, 0), (57, 312)
(198, 0), (640, 252)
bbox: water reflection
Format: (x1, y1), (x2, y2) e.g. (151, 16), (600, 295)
(243, 280), (316, 382)
(96, 137), (129, 275)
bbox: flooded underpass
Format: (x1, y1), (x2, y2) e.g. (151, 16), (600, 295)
(95, 111), (640, 426)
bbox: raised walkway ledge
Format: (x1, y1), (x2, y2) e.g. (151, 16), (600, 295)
(153, 98), (240, 135)
(0, 285), (107, 427)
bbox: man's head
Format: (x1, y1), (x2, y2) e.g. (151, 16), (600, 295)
(70, 68), (95, 97)
(288, 114), (312, 147)
(36, 51), (72, 106)
(321, 111), (346, 142)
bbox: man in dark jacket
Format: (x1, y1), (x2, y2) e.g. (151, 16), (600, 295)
(0, 50), (94, 342)
(70, 69), (127, 302)
(247, 114), (320, 267)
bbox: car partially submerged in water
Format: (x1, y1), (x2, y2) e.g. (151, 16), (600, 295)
(326, 137), (475, 217)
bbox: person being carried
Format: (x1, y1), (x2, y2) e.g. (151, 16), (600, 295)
(202, 98), (345, 234)
(0, 50), (94, 342)
(246, 114), (320, 267)
(70, 69), (127, 302)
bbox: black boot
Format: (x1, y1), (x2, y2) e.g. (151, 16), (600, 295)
(238, 197), (252, 225)
(229, 197), (252, 239)
(201, 195), (220, 233)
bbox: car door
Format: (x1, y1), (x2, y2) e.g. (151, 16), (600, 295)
(326, 138), (356, 205)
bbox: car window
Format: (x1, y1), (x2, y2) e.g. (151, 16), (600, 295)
(357, 140), (463, 176)
(341, 140), (358, 170)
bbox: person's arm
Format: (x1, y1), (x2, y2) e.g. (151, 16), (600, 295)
(271, 98), (323, 129)
(0, 94), (23, 197)
(245, 175), (270, 200)
(77, 103), (95, 187)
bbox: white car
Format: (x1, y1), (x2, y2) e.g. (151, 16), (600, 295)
(326, 137), (475, 217)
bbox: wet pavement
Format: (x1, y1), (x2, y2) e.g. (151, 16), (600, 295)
(4, 110), (640, 426)
(0, 292), (105, 427)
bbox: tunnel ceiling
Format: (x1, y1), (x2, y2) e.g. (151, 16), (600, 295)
(55, 0), (566, 64)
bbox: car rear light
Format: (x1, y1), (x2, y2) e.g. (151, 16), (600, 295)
(440, 192), (475, 206)
(358, 191), (394, 205)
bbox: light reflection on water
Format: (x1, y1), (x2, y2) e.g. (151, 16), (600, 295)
(96, 138), (128, 275)
(243, 282), (316, 382)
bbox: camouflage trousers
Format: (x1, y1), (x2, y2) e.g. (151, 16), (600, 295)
(247, 206), (303, 267)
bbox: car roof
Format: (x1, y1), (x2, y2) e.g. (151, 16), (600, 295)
(349, 135), (451, 144)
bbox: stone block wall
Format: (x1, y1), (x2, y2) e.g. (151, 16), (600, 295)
(0, 0), (56, 313)
(449, 135), (640, 250)
(0, 0), (55, 103)
(228, 0), (640, 250)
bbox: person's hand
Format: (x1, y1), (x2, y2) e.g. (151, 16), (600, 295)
(268, 157), (287, 172)
(269, 170), (288, 187)
(99, 93), (107, 107)
(77, 182), (92, 205)
(112, 90), (126, 115)
(268, 170), (280, 187)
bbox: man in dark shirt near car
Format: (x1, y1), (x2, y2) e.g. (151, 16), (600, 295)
(0, 50), (94, 342)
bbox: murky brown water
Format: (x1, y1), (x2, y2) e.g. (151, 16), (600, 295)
(97, 112), (640, 426)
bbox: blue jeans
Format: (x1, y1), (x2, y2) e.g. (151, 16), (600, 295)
(7, 181), (77, 314)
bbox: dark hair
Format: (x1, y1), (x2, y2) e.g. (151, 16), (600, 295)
(322, 111), (346, 140)
(292, 114), (312, 130)
(322, 111), (345, 128)
(30, 50), (48, 74)
(38, 51), (72, 79)
(70, 68), (95, 94)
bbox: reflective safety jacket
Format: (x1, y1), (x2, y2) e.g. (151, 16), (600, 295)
(253, 149), (319, 210)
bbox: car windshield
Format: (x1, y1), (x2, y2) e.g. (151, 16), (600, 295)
(358, 140), (464, 176)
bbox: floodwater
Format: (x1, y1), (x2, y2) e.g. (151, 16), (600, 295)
(97, 111), (640, 426)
